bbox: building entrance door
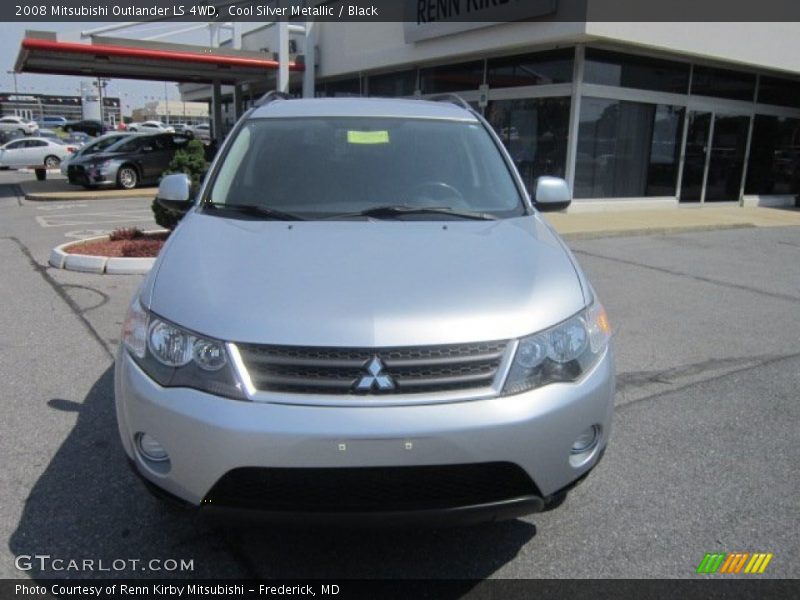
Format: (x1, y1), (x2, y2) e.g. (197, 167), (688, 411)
(680, 111), (751, 203)
(679, 111), (711, 202)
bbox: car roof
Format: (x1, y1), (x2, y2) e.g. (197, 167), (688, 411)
(249, 97), (479, 122)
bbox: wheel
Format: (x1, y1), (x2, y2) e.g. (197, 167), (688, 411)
(117, 165), (139, 190)
(43, 155), (60, 169)
(18, 129), (26, 135)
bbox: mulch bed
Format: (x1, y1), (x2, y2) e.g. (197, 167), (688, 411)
(66, 231), (169, 258)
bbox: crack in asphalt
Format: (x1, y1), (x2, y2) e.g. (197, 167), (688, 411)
(573, 248), (800, 304)
(616, 354), (783, 393)
(1, 235), (114, 360)
(60, 283), (111, 314)
(615, 350), (800, 411)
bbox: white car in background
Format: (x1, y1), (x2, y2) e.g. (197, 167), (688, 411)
(0, 137), (73, 169)
(127, 120), (175, 133)
(191, 123), (211, 141)
(0, 116), (38, 135)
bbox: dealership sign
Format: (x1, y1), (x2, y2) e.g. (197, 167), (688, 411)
(404, 0), (558, 42)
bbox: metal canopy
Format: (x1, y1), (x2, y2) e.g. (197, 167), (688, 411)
(15, 35), (304, 85)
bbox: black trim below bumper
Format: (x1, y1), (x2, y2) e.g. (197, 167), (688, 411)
(199, 496), (545, 528)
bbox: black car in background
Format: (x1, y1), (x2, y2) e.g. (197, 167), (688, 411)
(62, 120), (108, 137)
(66, 132), (192, 189)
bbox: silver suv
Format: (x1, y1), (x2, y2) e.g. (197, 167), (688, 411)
(116, 95), (615, 524)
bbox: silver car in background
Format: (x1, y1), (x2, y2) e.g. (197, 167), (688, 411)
(116, 95), (615, 524)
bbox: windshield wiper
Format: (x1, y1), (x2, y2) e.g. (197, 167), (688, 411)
(204, 202), (305, 221)
(326, 205), (496, 221)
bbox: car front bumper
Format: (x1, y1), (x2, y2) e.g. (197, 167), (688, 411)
(67, 163), (119, 186)
(115, 346), (615, 516)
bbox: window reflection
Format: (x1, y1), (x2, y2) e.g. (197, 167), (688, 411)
(745, 115), (800, 195)
(575, 98), (684, 198)
(486, 97), (571, 190)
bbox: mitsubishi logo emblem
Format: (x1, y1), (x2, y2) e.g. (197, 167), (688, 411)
(355, 356), (395, 392)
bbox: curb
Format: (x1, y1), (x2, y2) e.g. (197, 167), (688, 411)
(49, 231), (165, 274)
(25, 188), (158, 202)
(559, 223), (756, 241)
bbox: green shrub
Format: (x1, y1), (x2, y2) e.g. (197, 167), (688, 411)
(152, 138), (209, 230)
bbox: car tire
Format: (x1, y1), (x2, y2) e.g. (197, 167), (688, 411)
(117, 165), (139, 190)
(43, 155), (60, 169)
(18, 129), (26, 135)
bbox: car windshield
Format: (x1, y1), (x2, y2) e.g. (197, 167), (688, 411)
(82, 135), (128, 155)
(104, 136), (146, 153)
(206, 117), (524, 219)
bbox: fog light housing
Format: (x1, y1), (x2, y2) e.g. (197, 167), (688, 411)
(136, 433), (169, 462)
(571, 425), (599, 455)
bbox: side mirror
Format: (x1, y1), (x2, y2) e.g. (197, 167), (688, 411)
(156, 173), (192, 213)
(532, 176), (572, 212)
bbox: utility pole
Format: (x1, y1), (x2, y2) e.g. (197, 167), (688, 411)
(94, 77), (109, 124)
(163, 81), (170, 124)
(6, 71), (18, 96)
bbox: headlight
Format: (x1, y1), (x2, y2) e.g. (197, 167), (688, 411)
(120, 298), (244, 400)
(502, 303), (612, 396)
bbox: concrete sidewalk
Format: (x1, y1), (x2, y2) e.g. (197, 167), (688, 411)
(544, 205), (800, 238)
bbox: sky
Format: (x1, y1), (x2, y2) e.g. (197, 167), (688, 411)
(0, 22), (261, 115)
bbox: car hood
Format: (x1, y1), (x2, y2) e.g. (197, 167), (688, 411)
(147, 213), (587, 347)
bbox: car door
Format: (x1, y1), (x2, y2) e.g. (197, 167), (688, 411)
(139, 135), (170, 182)
(1, 139), (30, 166)
(26, 139), (50, 165)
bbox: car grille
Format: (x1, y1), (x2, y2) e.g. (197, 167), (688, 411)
(235, 340), (509, 395)
(203, 463), (538, 512)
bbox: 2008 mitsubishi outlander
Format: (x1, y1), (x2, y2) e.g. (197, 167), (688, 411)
(115, 94), (615, 524)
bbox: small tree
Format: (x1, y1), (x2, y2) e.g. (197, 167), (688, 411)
(152, 138), (209, 230)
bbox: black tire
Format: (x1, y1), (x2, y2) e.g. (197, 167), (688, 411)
(116, 165), (139, 190)
(43, 155), (60, 169)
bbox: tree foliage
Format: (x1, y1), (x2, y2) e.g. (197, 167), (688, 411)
(152, 139), (209, 230)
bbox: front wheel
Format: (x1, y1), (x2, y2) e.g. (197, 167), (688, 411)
(117, 165), (139, 190)
(44, 155), (60, 169)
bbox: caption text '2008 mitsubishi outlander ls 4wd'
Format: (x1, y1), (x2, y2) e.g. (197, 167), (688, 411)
(115, 94), (615, 525)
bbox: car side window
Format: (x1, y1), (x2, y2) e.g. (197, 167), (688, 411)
(5, 140), (24, 149)
(30, 140), (47, 147)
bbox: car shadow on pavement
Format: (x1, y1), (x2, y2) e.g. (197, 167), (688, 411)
(9, 365), (536, 582)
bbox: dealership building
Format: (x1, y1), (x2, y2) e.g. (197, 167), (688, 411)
(15, 16), (800, 209)
(178, 19), (800, 209)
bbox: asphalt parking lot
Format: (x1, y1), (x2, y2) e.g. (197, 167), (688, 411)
(0, 172), (798, 580)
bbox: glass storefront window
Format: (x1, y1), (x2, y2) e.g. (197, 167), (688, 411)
(691, 66), (756, 101)
(757, 75), (800, 108)
(584, 49), (690, 94)
(485, 97), (571, 191)
(486, 49), (573, 88)
(574, 97), (684, 199)
(745, 115), (800, 195)
(368, 70), (417, 97)
(319, 79), (363, 97)
(420, 61), (485, 94)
